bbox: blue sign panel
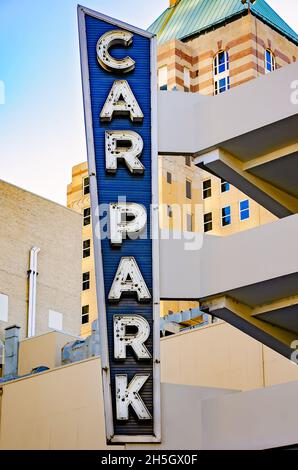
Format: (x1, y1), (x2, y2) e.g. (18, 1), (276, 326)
(78, 6), (160, 444)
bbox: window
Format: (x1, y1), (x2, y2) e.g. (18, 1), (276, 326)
(167, 172), (172, 184)
(222, 206), (231, 226)
(158, 66), (168, 90)
(184, 67), (190, 90)
(48, 310), (63, 331)
(186, 213), (193, 232)
(83, 239), (91, 258)
(186, 180), (192, 199)
(167, 205), (173, 218)
(214, 51), (230, 95)
(82, 305), (89, 325)
(265, 49), (276, 73)
(203, 179), (212, 199)
(204, 212), (213, 233)
(240, 200), (250, 221)
(0, 293), (8, 322)
(83, 176), (90, 195)
(185, 156), (191, 167)
(82, 272), (90, 291)
(83, 207), (91, 226)
(221, 180), (230, 193)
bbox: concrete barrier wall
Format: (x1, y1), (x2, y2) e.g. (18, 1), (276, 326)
(160, 322), (298, 391)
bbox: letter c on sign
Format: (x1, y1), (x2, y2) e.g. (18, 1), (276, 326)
(97, 30), (135, 73)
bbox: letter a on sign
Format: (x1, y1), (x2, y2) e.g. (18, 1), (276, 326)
(100, 80), (144, 122)
(78, 6), (160, 444)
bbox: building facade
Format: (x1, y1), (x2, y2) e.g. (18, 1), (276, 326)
(67, 163), (98, 335)
(68, 0), (298, 331)
(0, 180), (82, 349)
(152, 2), (297, 95)
(150, 0), (297, 238)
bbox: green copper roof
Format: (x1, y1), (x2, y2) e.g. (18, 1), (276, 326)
(148, 0), (298, 45)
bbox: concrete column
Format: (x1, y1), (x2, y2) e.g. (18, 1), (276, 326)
(3, 325), (20, 378)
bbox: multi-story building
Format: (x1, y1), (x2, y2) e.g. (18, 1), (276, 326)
(0, 179), (82, 350)
(149, 0), (297, 236)
(68, 0), (298, 332)
(158, 154), (203, 316)
(151, 0), (297, 94)
(67, 162), (96, 336)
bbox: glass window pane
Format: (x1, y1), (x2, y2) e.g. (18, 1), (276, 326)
(187, 214), (193, 231)
(218, 51), (225, 64)
(203, 179), (212, 199)
(83, 177), (90, 195)
(219, 78), (227, 92)
(266, 50), (271, 63)
(204, 212), (212, 233)
(185, 156), (191, 166)
(186, 180), (192, 199)
(222, 216), (231, 226)
(222, 206), (231, 217)
(83, 240), (90, 258)
(204, 213), (212, 223)
(240, 209), (250, 221)
(265, 50), (275, 73)
(159, 66), (168, 90)
(222, 206), (231, 226)
(184, 67), (190, 89)
(83, 240), (90, 249)
(204, 222), (212, 232)
(240, 200), (249, 211)
(221, 181), (230, 193)
(82, 305), (89, 325)
(219, 62), (225, 74)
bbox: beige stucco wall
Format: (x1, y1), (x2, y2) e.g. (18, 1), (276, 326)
(0, 180), (82, 340)
(0, 357), (122, 450)
(1, 350), (298, 450)
(1, 326), (298, 449)
(0, 353), (232, 450)
(18, 331), (79, 376)
(160, 322), (298, 391)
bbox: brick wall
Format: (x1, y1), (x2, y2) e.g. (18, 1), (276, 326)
(158, 14), (297, 95)
(0, 180), (82, 339)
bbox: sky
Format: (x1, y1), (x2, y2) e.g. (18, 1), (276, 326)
(0, 0), (297, 205)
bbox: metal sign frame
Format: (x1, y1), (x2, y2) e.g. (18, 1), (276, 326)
(78, 5), (161, 444)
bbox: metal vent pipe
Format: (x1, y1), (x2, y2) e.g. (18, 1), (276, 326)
(27, 247), (40, 337)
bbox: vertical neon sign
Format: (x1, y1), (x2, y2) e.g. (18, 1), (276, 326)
(78, 6), (160, 444)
